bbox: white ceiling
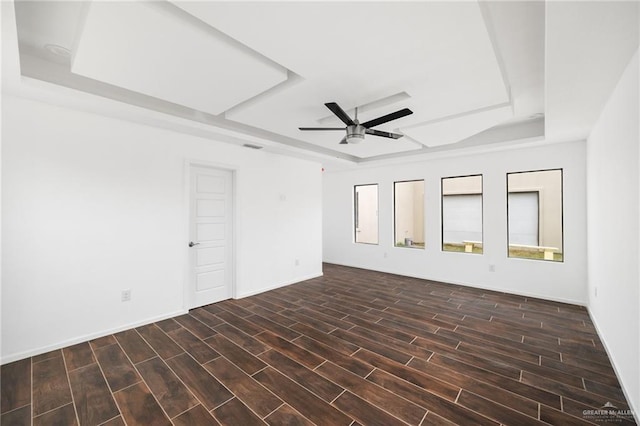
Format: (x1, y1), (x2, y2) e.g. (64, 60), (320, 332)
(6, 1), (638, 166)
(176, 1), (510, 157)
(72, 1), (288, 116)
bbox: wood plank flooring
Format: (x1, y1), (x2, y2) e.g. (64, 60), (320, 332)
(1, 263), (635, 425)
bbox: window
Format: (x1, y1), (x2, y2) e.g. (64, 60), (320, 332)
(507, 169), (563, 261)
(441, 175), (483, 254)
(354, 184), (378, 244)
(394, 180), (425, 248)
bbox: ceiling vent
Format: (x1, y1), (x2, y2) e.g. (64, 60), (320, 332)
(243, 143), (264, 150)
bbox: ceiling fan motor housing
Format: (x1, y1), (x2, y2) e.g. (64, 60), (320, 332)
(346, 124), (365, 144)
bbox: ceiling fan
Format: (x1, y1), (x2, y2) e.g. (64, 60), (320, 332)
(299, 102), (413, 144)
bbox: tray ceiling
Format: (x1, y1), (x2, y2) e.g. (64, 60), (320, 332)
(12, 1), (550, 163)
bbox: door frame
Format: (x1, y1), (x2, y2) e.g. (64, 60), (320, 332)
(183, 159), (238, 310)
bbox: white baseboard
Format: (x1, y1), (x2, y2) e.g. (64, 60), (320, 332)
(1, 272), (325, 364)
(0, 309), (188, 365)
(235, 272), (324, 299)
(587, 309), (639, 424)
(322, 260), (587, 306)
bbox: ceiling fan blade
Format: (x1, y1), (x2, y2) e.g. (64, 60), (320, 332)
(365, 128), (403, 139)
(298, 127), (345, 131)
(361, 108), (413, 128)
(325, 102), (355, 126)
(339, 136), (348, 144)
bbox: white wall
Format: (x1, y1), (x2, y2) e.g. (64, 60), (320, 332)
(587, 50), (639, 416)
(323, 140), (587, 304)
(1, 95), (322, 363)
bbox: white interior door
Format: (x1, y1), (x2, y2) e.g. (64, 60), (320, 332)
(189, 166), (233, 308)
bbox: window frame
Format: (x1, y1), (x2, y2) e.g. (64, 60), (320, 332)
(440, 174), (484, 255)
(506, 168), (564, 262)
(353, 183), (379, 245)
(393, 179), (425, 249)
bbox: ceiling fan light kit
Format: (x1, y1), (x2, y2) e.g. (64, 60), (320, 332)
(345, 125), (365, 144)
(299, 102), (413, 145)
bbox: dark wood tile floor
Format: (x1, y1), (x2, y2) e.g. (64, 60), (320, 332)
(1, 264), (635, 425)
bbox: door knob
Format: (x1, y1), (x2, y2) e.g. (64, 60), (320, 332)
(189, 241), (200, 247)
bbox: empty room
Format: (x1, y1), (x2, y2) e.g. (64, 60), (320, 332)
(1, 1), (639, 425)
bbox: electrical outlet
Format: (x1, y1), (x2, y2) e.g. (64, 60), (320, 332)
(121, 289), (131, 302)
(295, 259), (300, 266)
(489, 264), (495, 272)
(383, 252), (388, 258)
(594, 287), (598, 297)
